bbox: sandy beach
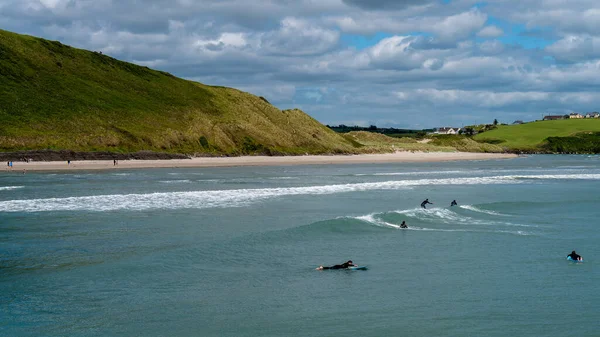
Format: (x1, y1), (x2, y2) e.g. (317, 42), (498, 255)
(2, 152), (518, 172)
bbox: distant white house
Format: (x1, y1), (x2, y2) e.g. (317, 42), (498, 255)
(585, 112), (600, 118)
(569, 112), (584, 119)
(435, 127), (462, 135)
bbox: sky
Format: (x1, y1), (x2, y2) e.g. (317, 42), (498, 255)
(2, 0), (600, 129)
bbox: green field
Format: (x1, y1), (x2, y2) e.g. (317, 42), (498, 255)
(474, 119), (600, 151)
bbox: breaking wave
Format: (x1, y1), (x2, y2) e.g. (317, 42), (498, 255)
(0, 186), (24, 191)
(459, 205), (506, 216)
(158, 180), (191, 184)
(349, 208), (533, 236)
(1, 173), (599, 213)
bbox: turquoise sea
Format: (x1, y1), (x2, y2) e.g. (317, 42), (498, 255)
(1, 155), (599, 337)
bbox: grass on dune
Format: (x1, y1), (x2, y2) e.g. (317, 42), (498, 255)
(345, 132), (456, 152)
(430, 135), (505, 153)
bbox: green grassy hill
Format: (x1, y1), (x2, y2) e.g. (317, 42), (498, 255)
(0, 29), (359, 155)
(474, 119), (600, 152)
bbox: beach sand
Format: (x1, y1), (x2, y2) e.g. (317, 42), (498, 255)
(2, 152), (518, 172)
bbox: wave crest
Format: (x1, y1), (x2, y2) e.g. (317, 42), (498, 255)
(1, 173), (598, 213)
(0, 186), (24, 191)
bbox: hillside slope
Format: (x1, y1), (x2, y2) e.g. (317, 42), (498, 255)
(0, 29), (357, 155)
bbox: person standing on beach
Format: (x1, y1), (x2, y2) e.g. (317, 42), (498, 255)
(421, 199), (433, 209)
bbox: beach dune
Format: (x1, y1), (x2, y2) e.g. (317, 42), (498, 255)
(4, 152), (517, 172)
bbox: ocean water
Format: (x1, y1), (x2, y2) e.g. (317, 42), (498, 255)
(1, 155), (599, 337)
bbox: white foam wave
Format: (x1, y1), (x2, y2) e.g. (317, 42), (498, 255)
(395, 208), (532, 227)
(0, 186), (24, 191)
(405, 226), (531, 235)
(558, 166), (589, 169)
(354, 214), (471, 232)
(355, 170), (467, 176)
(355, 214), (532, 235)
(400, 226), (471, 232)
(396, 208), (470, 224)
(510, 174), (600, 180)
(354, 169), (598, 177)
(2, 173), (599, 213)
(354, 214), (400, 228)
(460, 205), (506, 216)
(355, 216), (530, 235)
(159, 180), (191, 184)
(495, 230), (531, 236)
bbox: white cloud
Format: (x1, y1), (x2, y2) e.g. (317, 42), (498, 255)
(366, 35), (453, 70)
(479, 40), (504, 54)
(331, 8), (486, 41)
(410, 89), (549, 107)
(477, 25), (504, 38)
(260, 17), (340, 56)
(546, 35), (600, 63)
(39, 0), (64, 9)
(431, 9), (487, 41)
(4, 0), (600, 127)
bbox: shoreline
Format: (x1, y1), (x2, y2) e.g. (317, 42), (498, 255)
(2, 152), (518, 172)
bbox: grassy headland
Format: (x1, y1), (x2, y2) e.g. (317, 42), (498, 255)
(0, 29), (363, 156)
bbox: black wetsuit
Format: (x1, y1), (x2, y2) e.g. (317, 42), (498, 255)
(450, 200), (457, 207)
(322, 262), (353, 270)
(421, 200), (432, 209)
(400, 221), (408, 228)
(567, 252), (582, 260)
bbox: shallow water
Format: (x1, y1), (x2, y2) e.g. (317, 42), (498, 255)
(1, 155), (599, 336)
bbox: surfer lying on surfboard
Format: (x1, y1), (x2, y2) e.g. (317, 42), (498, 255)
(316, 260), (356, 270)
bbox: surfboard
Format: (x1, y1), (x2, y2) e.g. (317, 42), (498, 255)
(348, 266), (368, 270)
(567, 256), (583, 262)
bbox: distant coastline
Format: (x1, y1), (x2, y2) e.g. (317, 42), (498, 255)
(2, 152), (518, 172)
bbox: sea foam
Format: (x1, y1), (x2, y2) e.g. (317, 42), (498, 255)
(1, 174), (598, 213)
(0, 186), (24, 191)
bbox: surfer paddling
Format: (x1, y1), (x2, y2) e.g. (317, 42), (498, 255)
(567, 251), (583, 261)
(316, 260), (356, 270)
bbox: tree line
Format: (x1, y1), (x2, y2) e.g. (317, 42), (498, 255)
(327, 124), (434, 138)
